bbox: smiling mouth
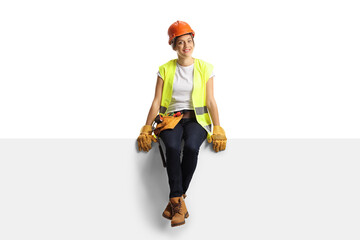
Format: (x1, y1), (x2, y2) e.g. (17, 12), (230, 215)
(183, 49), (191, 53)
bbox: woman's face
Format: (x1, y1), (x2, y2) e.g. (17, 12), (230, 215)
(174, 34), (194, 58)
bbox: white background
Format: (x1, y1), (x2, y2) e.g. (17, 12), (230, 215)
(1, 0), (360, 138)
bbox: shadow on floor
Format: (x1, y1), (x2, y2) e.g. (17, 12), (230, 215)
(134, 140), (170, 230)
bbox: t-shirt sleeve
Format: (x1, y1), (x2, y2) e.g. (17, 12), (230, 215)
(157, 70), (163, 79)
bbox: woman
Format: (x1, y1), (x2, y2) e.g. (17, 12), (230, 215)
(137, 20), (227, 227)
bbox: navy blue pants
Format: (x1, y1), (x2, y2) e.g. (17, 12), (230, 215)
(159, 118), (207, 198)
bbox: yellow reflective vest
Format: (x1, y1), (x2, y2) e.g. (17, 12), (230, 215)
(158, 58), (214, 141)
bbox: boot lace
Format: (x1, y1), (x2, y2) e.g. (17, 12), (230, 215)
(171, 199), (183, 215)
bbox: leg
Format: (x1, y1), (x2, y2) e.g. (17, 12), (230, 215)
(181, 119), (207, 194)
(159, 123), (184, 198)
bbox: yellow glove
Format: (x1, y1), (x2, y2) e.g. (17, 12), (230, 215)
(137, 125), (157, 152)
(208, 126), (227, 152)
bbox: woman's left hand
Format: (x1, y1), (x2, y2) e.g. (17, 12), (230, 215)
(208, 126), (227, 152)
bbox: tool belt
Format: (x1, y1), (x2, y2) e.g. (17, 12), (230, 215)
(153, 110), (185, 136)
(153, 110), (190, 168)
(154, 110), (195, 167)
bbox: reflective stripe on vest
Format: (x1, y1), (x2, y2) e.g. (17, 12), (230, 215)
(195, 106), (208, 115)
(204, 124), (212, 133)
(160, 106), (167, 114)
(158, 58), (214, 140)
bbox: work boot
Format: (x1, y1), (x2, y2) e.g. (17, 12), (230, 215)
(162, 194), (189, 220)
(170, 196), (187, 227)
(162, 201), (172, 220)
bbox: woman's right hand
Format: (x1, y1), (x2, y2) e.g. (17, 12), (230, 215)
(137, 125), (157, 152)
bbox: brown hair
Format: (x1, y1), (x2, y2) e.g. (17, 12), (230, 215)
(172, 33), (195, 50)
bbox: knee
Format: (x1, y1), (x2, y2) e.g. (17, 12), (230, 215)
(183, 143), (200, 155)
(165, 142), (181, 154)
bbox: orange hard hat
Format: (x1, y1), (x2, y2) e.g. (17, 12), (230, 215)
(168, 20), (195, 45)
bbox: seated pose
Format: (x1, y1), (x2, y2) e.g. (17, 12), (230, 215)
(137, 20), (227, 227)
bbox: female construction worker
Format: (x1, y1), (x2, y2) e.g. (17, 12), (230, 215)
(137, 20), (227, 227)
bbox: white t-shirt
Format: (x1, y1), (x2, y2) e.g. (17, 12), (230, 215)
(157, 62), (214, 113)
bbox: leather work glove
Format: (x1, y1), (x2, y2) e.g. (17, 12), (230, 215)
(137, 125), (157, 152)
(208, 126), (227, 152)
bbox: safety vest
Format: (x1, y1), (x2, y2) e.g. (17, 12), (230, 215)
(158, 58), (214, 140)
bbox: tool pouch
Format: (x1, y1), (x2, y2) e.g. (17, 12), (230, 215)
(154, 113), (183, 136)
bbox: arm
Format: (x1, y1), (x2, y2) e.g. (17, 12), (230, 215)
(137, 76), (163, 152)
(206, 76), (227, 152)
(206, 77), (220, 126)
(145, 76), (163, 125)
